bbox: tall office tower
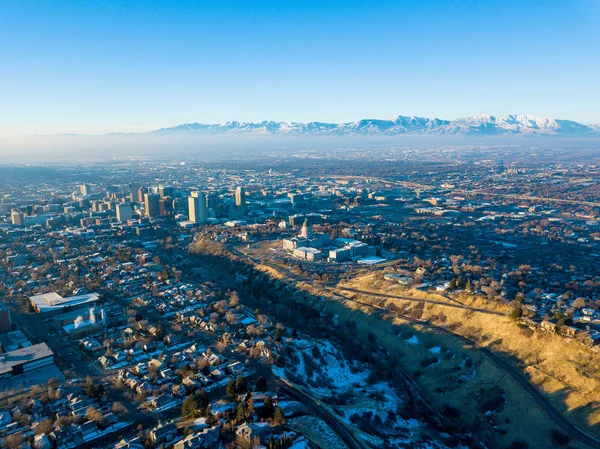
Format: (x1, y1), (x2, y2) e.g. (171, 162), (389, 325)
(116, 203), (133, 222)
(228, 203), (244, 220)
(159, 185), (174, 198)
(137, 186), (146, 203)
(80, 183), (92, 196)
(10, 209), (23, 226)
(144, 193), (161, 218)
(235, 187), (246, 207)
(188, 191), (207, 223)
(159, 197), (174, 216)
(206, 192), (219, 210)
(129, 183), (141, 201)
(106, 185), (119, 198)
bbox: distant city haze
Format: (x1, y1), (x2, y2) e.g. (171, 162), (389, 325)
(1, 0), (599, 137)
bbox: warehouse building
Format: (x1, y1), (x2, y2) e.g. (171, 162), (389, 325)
(0, 343), (54, 379)
(29, 291), (100, 314)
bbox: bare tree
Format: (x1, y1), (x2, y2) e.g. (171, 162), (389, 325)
(2, 434), (22, 449)
(112, 402), (127, 415)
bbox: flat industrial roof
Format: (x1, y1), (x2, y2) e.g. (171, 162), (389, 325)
(0, 330), (30, 349)
(29, 292), (99, 313)
(358, 257), (386, 265)
(0, 343), (54, 376)
(294, 247), (322, 254)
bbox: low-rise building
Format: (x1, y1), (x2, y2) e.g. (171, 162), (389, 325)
(29, 291), (100, 314)
(0, 343), (54, 379)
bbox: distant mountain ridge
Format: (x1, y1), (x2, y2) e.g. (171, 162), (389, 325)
(152, 114), (599, 136)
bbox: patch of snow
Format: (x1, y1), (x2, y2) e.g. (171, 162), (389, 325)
(406, 335), (420, 345)
(277, 338), (370, 395)
(289, 416), (348, 449)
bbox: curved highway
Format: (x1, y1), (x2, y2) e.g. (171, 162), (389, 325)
(275, 378), (367, 449)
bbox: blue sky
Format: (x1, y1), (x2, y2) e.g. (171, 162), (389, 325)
(1, 0), (599, 135)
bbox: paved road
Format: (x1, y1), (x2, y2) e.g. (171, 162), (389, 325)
(336, 286), (506, 317)
(275, 379), (366, 449)
(334, 292), (600, 449)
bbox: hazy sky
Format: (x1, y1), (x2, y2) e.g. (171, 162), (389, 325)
(1, 0), (599, 136)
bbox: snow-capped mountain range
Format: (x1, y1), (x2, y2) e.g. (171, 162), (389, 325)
(152, 114), (599, 136)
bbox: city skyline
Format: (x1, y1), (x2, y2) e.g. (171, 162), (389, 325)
(1, 0), (599, 136)
(3, 2), (600, 448)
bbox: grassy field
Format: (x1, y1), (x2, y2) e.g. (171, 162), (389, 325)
(297, 272), (600, 449)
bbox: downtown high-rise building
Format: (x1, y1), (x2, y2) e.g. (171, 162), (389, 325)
(137, 186), (146, 203)
(159, 197), (174, 216)
(116, 203), (133, 222)
(80, 183), (92, 196)
(206, 192), (219, 210)
(235, 187), (246, 207)
(10, 209), (24, 226)
(188, 191), (207, 224)
(144, 193), (161, 218)
(129, 183), (141, 202)
(159, 185), (174, 198)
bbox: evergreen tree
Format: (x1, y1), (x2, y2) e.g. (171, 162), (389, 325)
(236, 375), (248, 394)
(448, 278), (457, 290)
(206, 413), (217, 426)
(226, 378), (237, 398)
(236, 402), (246, 422)
(273, 406), (285, 425)
(182, 394), (199, 419)
(465, 279), (472, 292)
(197, 388), (209, 413)
(510, 304), (523, 321)
(262, 396), (274, 420)
(255, 376), (268, 392)
(247, 396), (255, 417)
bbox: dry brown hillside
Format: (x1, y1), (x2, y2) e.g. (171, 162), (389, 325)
(322, 272), (600, 448)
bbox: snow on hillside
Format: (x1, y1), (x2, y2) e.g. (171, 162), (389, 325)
(288, 416), (348, 449)
(274, 338), (369, 396)
(275, 338), (457, 448)
(151, 114), (598, 136)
